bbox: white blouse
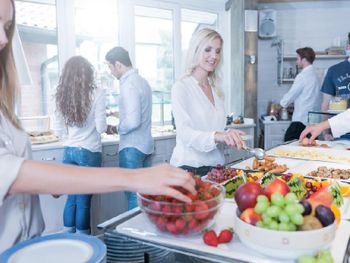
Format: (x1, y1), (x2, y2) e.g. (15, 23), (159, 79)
(328, 109), (350, 138)
(0, 113), (44, 253)
(53, 88), (107, 152)
(170, 76), (226, 167)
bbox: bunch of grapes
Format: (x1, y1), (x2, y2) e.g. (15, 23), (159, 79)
(297, 250), (333, 263)
(304, 181), (320, 199)
(254, 192), (304, 231)
(207, 165), (238, 183)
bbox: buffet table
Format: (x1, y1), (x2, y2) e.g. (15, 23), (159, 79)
(98, 140), (350, 263)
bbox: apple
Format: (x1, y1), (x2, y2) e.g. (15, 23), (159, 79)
(240, 208), (262, 225)
(234, 182), (263, 212)
(264, 179), (290, 200)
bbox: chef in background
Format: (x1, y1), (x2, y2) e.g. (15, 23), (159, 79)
(319, 32), (350, 141)
(170, 28), (246, 177)
(280, 47), (320, 141)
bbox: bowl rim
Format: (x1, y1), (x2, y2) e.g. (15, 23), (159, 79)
(234, 207), (337, 234)
(137, 182), (226, 206)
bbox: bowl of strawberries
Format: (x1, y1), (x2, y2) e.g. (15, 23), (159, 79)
(137, 177), (225, 236)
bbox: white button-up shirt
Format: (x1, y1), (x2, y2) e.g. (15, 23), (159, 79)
(0, 113), (44, 253)
(329, 109), (350, 138)
(280, 65), (320, 125)
(118, 69), (154, 154)
(53, 88), (107, 152)
(170, 76), (226, 167)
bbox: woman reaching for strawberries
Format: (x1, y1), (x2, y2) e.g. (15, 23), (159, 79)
(171, 28), (246, 176)
(0, 0), (195, 253)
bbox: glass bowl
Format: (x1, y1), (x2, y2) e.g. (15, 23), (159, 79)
(137, 182), (225, 236)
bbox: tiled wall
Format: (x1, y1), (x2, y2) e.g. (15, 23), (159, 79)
(256, 1), (350, 138)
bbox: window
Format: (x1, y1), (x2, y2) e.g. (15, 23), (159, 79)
(74, 0), (119, 117)
(15, 0), (59, 118)
(134, 6), (174, 125)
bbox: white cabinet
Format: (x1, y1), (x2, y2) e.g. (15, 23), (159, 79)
(260, 119), (291, 149)
(149, 136), (176, 165)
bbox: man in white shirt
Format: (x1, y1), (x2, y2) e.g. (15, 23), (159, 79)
(280, 47), (320, 141)
(105, 47), (154, 210)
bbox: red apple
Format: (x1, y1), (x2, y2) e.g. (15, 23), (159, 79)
(240, 208), (262, 225)
(264, 179), (290, 200)
(234, 182), (263, 212)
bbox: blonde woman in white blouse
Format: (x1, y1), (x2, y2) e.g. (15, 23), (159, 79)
(171, 28), (246, 176)
(0, 0), (195, 253)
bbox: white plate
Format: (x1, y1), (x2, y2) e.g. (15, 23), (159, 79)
(115, 201), (350, 263)
(268, 145), (350, 164)
(230, 156), (306, 172)
(0, 233), (106, 263)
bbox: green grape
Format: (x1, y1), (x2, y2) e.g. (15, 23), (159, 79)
(268, 220), (279, 230)
(254, 202), (269, 214)
(256, 220), (264, 228)
(257, 195), (269, 204)
(271, 193), (285, 207)
(297, 255), (317, 263)
(262, 212), (272, 224)
(290, 213), (304, 226)
(278, 222), (289, 231)
(316, 258), (332, 263)
(266, 206), (281, 218)
(278, 211), (290, 223)
(284, 192), (298, 204)
(288, 223), (297, 231)
(296, 203), (305, 214)
(317, 250), (333, 263)
(285, 204), (298, 216)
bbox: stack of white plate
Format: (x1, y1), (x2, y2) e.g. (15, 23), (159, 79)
(0, 233), (106, 263)
(104, 232), (173, 263)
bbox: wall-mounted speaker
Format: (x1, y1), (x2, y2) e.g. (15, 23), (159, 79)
(258, 9), (276, 38)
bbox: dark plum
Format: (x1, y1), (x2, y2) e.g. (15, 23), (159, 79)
(299, 199), (312, 216)
(315, 205), (335, 227)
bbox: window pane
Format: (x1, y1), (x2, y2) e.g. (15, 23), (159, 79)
(181, 9), (218, 59)
(74, 0), (119, 117)
(135, 6), (174, 125)
(15, 0), (59, 120)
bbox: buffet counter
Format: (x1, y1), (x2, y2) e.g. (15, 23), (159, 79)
(98, 140), (350, 263)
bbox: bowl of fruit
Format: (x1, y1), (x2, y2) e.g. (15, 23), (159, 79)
(233, 179), (337, 259)
(137, 177), (225, 236)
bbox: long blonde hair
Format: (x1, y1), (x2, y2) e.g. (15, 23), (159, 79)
(0, 0), (21, 128)
(55, 56), (97, 127)
(184, 28), (224, 98)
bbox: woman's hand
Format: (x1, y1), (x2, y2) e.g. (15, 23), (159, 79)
(299, 121), (331, 142)
(130, 164), (196, 203)
(214, 129), (246, 149)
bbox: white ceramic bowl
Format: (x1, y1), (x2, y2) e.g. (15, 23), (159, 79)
(233, 208), (336, 259)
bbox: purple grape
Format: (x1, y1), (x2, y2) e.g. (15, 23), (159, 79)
(299, 200), (312, 216)
(315, 205), (335, 227)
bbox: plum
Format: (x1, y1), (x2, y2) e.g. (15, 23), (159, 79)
(315, 205), (335, 227)
(299, 200), (312, 216)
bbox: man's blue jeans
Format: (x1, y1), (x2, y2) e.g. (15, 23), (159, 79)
(62, 147), (102, 233)
(119, 147), (151, 210)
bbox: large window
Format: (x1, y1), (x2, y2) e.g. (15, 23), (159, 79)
(134, 6), (174, 125)
(15, 0), (226, 128)
(74, 0), (119, 118)
(15, 0), (59, 118)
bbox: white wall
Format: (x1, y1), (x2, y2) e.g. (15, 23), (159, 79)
(257, 1), (350, 129)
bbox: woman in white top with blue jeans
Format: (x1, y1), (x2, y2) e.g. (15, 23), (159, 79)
(54, 56), (107, 234)
(171, 28), (246, 176)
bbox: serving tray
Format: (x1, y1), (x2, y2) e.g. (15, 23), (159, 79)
(115, 202), (350, 263)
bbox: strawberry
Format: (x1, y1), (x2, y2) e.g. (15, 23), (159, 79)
(218, 228), (233, 243)
(175, 218), (186, 232)
(166, 222), (178, 235)
(203, 230), (218, 247)
(194, 201), (209, 220)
